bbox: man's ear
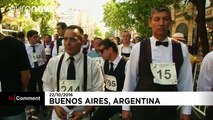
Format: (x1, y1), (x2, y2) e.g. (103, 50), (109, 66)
(109, 47), (113, 53)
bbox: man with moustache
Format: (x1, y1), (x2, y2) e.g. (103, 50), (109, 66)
(42, 25), (104, 120)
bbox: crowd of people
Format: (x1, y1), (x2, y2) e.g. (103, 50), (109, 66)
(0, 5), (212, 120)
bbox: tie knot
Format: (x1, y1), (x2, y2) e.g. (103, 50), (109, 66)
(69, 57), (75, 62)
(31, 45), (36, 52)
(110, 62), (113, 66)
(156, 41), (168, 47)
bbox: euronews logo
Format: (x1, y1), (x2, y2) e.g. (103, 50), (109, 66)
(9, 5), (57, 12)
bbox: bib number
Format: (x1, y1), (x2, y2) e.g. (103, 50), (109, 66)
(59, 80), (82, 92)
(45, 48), (51, 55)
(31, 53), (42, 62)
(150, 63), (177, 85)
(105, 75), (117, 91)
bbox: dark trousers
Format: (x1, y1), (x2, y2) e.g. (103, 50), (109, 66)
(28, 65), (45, 92)
(205, 107), (213, 120)
(91, 106), (121, 120)
(131, 106), (177, 120)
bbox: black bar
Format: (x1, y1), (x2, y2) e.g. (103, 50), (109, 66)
(0, 92), (44, 105)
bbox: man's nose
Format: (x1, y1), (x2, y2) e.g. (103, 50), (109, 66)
(159, 19), (164, 25)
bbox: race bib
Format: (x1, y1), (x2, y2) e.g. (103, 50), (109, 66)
(45, 48), (51, 55)
(105, 75), (117, 91)
(58, 46), (65, 55)
(150, 63), (177, 85)
(59, 80), (82, 92)
(93, 57), (104, 65)
(31, 53), (42, 62)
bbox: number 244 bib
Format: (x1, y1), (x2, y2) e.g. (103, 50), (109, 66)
(59, 80), (83, 92)
(150, 63), (177, 85)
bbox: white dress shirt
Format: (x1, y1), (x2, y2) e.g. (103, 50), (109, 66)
(101, 55), (128, 74)
(197, 51), (213, 91)
(42, 52), (104, 120)
(118, 43), (134, 55)
(42, 52), (104, 92)
(25, 43), (46, 68)
(122, 36), (193, 115)
(52, 39), (64, 57)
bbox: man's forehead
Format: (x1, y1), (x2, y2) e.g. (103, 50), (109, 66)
(66, 28), (81, 34)
(152, 11), (170, 17)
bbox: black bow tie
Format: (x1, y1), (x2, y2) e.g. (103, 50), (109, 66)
(156, 41), (168, 47)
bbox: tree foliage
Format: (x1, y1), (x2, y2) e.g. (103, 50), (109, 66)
(103, 0), (175, 36)
(0, 0), (56, 36)
(105, 29), (114, 38)
(93, 26), (103, 38)
(104, 0), (209, 57)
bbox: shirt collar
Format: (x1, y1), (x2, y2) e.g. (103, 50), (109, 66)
(30, 43), (39, 47)
(64, 52), (82, 62)
(152, 36), (169, 42)
(110, 55), (122, 66)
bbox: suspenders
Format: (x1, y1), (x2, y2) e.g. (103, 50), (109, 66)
(56, 53), (87, 91)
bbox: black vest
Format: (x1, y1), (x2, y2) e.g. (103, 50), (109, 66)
(56, 38), (63, 55)
(131, 39), (183, 120)
(136, 39), (183, 91)
(104, 58), (127, 91)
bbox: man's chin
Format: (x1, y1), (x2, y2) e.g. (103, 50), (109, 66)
(66, 50), (72, 55)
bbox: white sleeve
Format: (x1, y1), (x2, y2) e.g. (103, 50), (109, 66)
(42, 58), (55, 92)
(41, 45), (47, 62)
(52, 41), (57, 57)
(177, 43), (193, 115)
(122, 43), (140, 111)
(197, 52), (213, 91)
(91, 60), (104, 91)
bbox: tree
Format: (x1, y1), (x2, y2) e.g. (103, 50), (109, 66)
(0, 0), (57, 36)
(103, 1), (134, 32)
(188, 0), (209, 57)
(103, 0), (175, 36)
(105, 29), (114, 38)
(104, 0), (209, 56)
(94, 26), (103, 38)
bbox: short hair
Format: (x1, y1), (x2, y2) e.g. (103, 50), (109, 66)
(66, 25), (84, 35)
(121, 31), (131, 37)
(0, 12), (2, 23)
(27, 30), (38, 38)
(94, 37), (102, 41)
(150, 5), (171, 20)
(99, 38), (118, 53)
(46, 34), (52, 40)
(17, 32), (25, 38)
(83, 34), (88, 38)
(57, 22), (67, 29)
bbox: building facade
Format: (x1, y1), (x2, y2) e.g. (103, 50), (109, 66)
(171, 1), (213, 54)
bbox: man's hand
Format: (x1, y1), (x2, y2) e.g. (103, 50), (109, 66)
(53, 106), (67, 120)
(122, 110), (132, 120)
(171, 38), (181, 43)
(71, 111), (84, 120)
(180, 114), (191, 120)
